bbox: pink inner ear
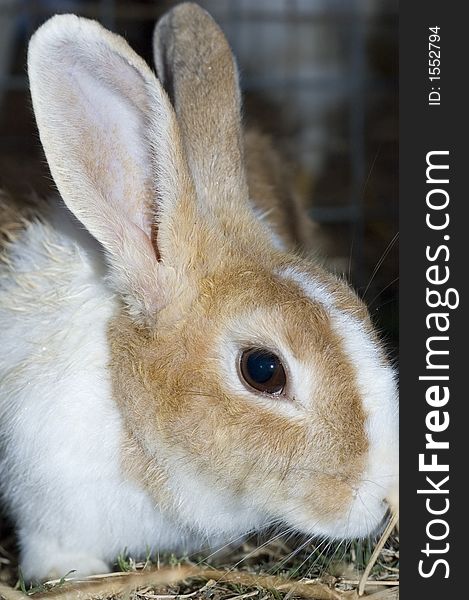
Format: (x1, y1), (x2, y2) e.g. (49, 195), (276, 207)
(65, 60), (155, 241)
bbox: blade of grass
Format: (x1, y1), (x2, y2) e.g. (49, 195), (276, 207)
(357, 512), (399, 597)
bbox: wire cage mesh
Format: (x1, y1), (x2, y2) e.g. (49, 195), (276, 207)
(0, 0), (398, 348)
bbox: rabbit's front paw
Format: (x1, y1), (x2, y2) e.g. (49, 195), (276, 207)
(21, 544), (110, 582)
(46, 554), (110, 580)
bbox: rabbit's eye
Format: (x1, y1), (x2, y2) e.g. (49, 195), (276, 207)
(239, 348), (286, 394)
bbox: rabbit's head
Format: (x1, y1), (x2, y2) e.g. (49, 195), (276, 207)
(28, 3), (398, 543)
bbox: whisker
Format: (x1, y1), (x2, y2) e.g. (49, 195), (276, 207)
(362, 231), (399, 298)
(362, 145), (382, 195)
(368, 276), (399, 309)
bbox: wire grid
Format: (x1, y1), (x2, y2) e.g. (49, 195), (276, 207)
(0, 0), (398, 296)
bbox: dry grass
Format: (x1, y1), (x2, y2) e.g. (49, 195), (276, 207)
(0, 514), (399, 600)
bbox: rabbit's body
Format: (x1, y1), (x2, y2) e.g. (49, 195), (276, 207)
(0, 201), (178, 574)
(0, 3), (398, 582)
(0, 191), (269, 579)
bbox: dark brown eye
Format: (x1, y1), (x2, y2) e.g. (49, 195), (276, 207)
(239, 348), (286, 394)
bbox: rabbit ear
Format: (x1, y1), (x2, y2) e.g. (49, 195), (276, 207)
(153, 2), (249, 209)
(28, 14), (196, 321)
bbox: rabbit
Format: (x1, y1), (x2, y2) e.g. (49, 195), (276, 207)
(0, 2), (398, 583)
